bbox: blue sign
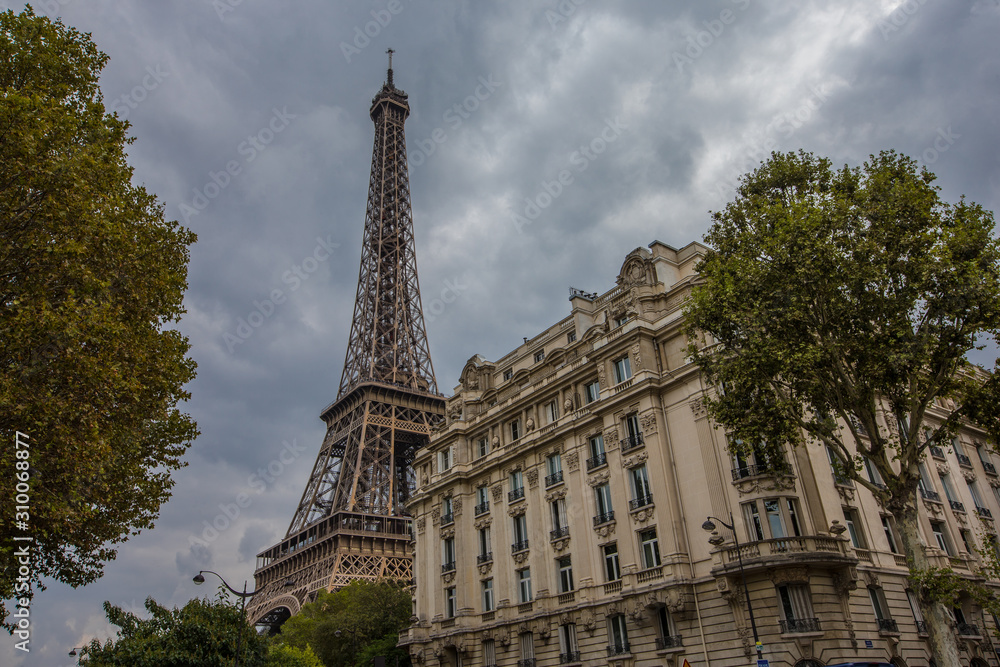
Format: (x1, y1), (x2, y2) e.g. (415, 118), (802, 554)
(758, 660), (770, 667)
(865, 639), (874, 648)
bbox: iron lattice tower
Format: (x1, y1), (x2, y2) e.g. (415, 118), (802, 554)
(249, 52), (444, 631)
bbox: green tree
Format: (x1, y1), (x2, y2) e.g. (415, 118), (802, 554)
(685, 149), (1000, 666)
(265, 643), (324, 667)
(274, 580), (411, 667)
(0, 7), (197, 628)
(80, 595), (266, 667)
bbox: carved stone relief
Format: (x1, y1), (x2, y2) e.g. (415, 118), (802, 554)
(735, 475), (797, 497)
(689, 398), (708, 420)
(768, 566), (809, 586)
(630, 343), (641, 370)
(594, 522), (616, 539)
(431, 507), (441, 525)
(416, 518), (426, 534)
(440, 527), (455, 539)
(604, 426), (620, 449)
(526, 467), (539, 488)
(478, 562), (493, 576)
(623, 451), (648, 469)
(491, 484), (504, 503)
(552, 537), (571, 552)
(587, 470), (611, 487)
(507, 504), (527, 518)
(566, 451), (580, 472)
(442, 571), (455, 584)
(640, 412), (657, 435)
(513, 551), (530, 564)
(963, 470), (978, 483)
(474, 516), (492, 530)
(545, 488), (567, 502)
(631, 507), (655, 524)
(597, 363), (607, 389)
(452, 497), (463, 516)
(936, 462), (951, 476)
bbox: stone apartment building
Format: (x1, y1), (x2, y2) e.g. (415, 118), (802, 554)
(401, 240), (1000, 667)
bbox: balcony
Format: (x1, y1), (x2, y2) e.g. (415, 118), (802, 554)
(558, 591), (576, 604)
(517, 602), (533, 614)
(779, 617), (822, 634)
(606, 643), (631, 657)
(655, 635), (684, 650)
(550, 526), (570, 540)
(620, 433), (644, 453)
(916, 620), (928, 635)
(957, 622), (980, 637)
(877, 618), (899, 634)
(441, 513), (454, 526)
(731, 463), (788, 481)
(475, 501), (490, 516)
(517, 660), (536, 667)
(511, 540), (529, 554)
(920, 488), (941, 502)
(587, 453), (607, 470)
(712, 535), (856, 575)
(984, 461), (998, 476)
(629, 495), (653, 510)
(950, 500), (965, 512)
(930, 446), (945, 459)
(559, 651), (581, 664)
(604, 580), (622, 595)
(441, 561), (456, 574)
(977, 506), (993, 519)
(546, 471), (564, 487)
(477, 552), (493, 564)
(594, 511), (615, 526)
(508, 487), (525, 503)
(958, 454), (973, 468)
(636, 565), (664, 583)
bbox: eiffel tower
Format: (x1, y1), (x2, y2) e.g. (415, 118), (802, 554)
(248, 51), (444, 631)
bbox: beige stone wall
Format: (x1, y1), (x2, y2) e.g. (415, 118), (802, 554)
(402, 241), (1000, 667)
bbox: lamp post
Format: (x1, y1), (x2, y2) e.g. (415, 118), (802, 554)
(68, 646), (86, 664)
(703, 512), (762, 664)
(335, 627), (361, 666)
(193, 570), (257, 667)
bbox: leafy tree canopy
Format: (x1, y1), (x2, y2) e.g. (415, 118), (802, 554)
(80, 595), (266, 667)
(275, 580), (411, 667)
(0, 7), (197, 627)
(685, 149), (1000, 665)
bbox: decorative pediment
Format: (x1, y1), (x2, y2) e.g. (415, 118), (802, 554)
(552, 537), (571, 552)
(588, 470), (611, 487)
(594, 522), (616, 539)
(507, 505), (526, 518)
(474, 516), (492, 530)
(630, 507), (655, 524)
(623, 451), (648, 469)
(545, 488), (567, 502)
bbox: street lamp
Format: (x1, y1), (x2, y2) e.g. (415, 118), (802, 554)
(69, 646), (86, 663)
(335, 627), (361, 666)
(703, 512), (762, 664)
(193, 570), (258, 667)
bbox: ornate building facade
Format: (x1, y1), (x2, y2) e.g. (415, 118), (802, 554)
(402, 240), (1000, 667)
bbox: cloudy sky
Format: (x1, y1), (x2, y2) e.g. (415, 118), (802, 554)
(5, 0), (1000, 663)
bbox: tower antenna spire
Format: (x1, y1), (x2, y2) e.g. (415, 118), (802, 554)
(386, 48), (394, 87)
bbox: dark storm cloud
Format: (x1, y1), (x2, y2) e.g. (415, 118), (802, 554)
(4, 1), (999, 663)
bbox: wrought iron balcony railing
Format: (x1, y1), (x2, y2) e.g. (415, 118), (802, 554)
(977, 506), (993, 519)
(983, 461), (998, 475)
(877, 618), (899, 634)
(920, 488), (941, 502)
(511, 540), (529, 554)
(779, 617), (821, 634)
(441, 561), (456, 573)
(593, 511), (615, 526)
(958, 454), (973, 468)
(550, 526), (570, 540)
(731, 463), (789, 481)
(474, 501), (490, 516)
(558, 651), (581, 664)
(441, 513), (454, 526)
(606, 643), (631, 657)
(477, 552), (493, 564)
(516, 660), (536, 667)
(930, 446), (945, 459)
(950, 500), (965, 512)
(545, 471), (564, 486)
(957, 622), (980, 637)
(508, 487), (525, 502)
(916, 620), (928, 634)
(655, 635), (683, 649)
(587, 453), (607, 470)
(629, 495), (653, 510)
(620, 433), (644, 453)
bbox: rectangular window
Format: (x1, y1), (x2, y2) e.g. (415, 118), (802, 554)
(777, 583), (815, 622)
(826, 445), (852, 485)
(483, 639), (496, 667)
(657, 606), (677, 644)
(588, 434), (606, 468)
(882, 516), (899, 553)
(624, 413), (641, 441)
(567, 330), (576, 343)
(503, 369), (512, 381)
(630, 464), (652, 504)
(550, 498), (568, 532)
(442, 537), (456, 572)
(547, 452), (563, 480)
(931, 521), (953, 555)
(557, 556), (574, 593)
(585, 380), (600, 404)
(478, 526), (492, 559)
(917, 462), (938, 499)
(445, 586), (456, 618)
(608, 614), (629, 654)
(940, 472), (958, 503)
(482, 579), (494, 612)
(442, 495), (453, 518)
(512, 514), (528, 544)
(613, 356), (632, 384)
(476, 485), (489, 512)
(743, 498), (802, 542)
(844, 507), (867, 549)
(477, 436), (490, 459)
(744, 500), (766, 541)
(534, 350), (545, 363)
(595, 483), (613, 518)
(615, 314), (630, 328)
(519, 632), (534, 662)
(509, 419), (521, 441)
(960, 529), (975, 554)
(544, 400), (558, 423)
(558, 623), (578, 661)
(517, 568), (532, 603)
(640, 528), (661, 568)
(438, 447), (452, 472)
(863, 458), (884, 486)
(869, 586), (889, 621)
(968, 480), (985, 509)
(604, 543), (621, 581)
(953, 437), (968, 457)
(510, 470), (523, 492)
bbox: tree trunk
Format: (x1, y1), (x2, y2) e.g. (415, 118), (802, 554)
(894, 501), (962, 666)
